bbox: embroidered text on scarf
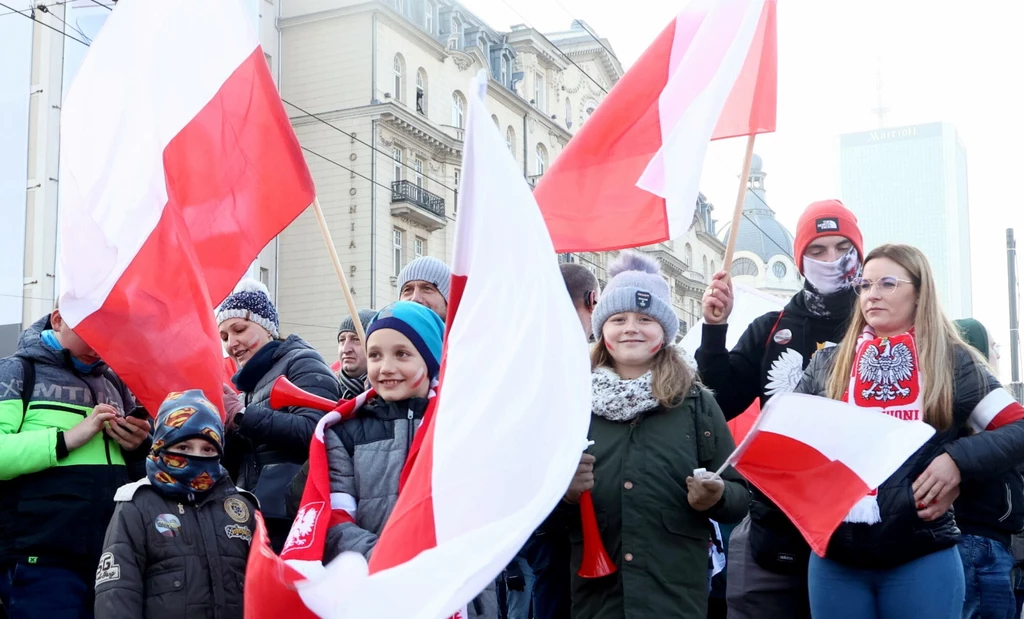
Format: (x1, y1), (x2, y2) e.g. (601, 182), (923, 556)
(591, 367), (660, 422)
(843, 327), (923, 524)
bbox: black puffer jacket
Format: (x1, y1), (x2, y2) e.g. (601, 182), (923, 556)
(796, 345), (1024, 568)
(229, 336), (340, 521)
(93, 476), (257, 619)
(695, 287), (854, 573)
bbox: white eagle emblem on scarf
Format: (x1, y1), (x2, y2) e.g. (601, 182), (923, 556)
(857, 339), (914, 402)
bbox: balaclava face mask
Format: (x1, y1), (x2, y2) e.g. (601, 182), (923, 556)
(147, 389), (226, 502)
(803, 246), (861, 295)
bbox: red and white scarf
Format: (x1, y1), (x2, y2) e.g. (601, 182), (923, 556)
(843, 328), (925, 524)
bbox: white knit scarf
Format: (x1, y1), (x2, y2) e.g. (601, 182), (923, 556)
(591, 367), (660, 422)
(843, 327), (924, 524)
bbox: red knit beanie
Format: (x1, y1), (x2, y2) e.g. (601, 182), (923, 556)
(793, 199), (864, 274)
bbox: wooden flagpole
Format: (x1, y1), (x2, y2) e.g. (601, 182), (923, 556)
(712, 134), (757, 320)
(311, 197), (367, 345)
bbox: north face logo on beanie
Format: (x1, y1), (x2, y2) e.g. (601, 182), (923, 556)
(635, 291), (652, 309)
(815, 217), (840, 232)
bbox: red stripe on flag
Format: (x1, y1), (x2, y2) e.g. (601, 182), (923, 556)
(74, 48), (314, 416)
(987, 402), (1024, 430)
(532, 21), (675, 253)
(734, 429), (871, 557)
(329, 510), (356, 527)
(712, 0), (777, 140)
(244, 513), (320, 619)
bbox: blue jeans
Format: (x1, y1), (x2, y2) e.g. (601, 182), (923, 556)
(960, 534), (1017, 619)
(808, 546), (965, 619)
(0, 562), (93, 619)
(506, 555), (537, 619)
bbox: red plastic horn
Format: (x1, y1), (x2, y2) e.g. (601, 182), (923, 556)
(269, 376), (338, 412)
(578, 490), (617, 578)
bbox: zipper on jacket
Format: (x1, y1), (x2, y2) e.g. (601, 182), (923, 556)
(103, 433), (113, 464)
(407, 408), (414, 455)
(1000, 483), (1013, 523)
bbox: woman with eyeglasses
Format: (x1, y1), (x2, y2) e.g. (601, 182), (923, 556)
(792, 244), (1024, 619)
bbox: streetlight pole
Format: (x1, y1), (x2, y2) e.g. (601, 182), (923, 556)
(1007, 229), (1021, 400)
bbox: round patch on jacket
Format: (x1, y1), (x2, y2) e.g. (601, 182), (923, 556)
(155, 513), (182, 538)
(224, 497), (250, 523)
(773, 328), (793, 345)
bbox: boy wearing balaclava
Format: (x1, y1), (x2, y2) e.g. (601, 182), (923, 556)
(695, 199), (865, 619)
(94, 390), (257, 619)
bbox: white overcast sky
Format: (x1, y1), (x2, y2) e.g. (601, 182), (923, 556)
(463, 0), (1024, 376)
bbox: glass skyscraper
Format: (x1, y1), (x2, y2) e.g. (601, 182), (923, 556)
(839, 122), (972, 318)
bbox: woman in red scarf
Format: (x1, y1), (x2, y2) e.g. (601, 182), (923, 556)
(793, 244), (1024, 619)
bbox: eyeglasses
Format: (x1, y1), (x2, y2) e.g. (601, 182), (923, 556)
(852, 276), (914, 296)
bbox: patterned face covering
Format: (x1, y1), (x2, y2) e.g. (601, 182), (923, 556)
(146, 389), (226, 501)
(803, 246), (860, 295)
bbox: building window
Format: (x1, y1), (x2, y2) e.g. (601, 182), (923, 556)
(565, 98), (572, 129)
(392, 147), (403, 182)
(702, 256), (709, 280)
(772, 261), (788, 279)
(452, 91), (466, 128)
(449, 16), (462, 49)
(424, 0), (434, 34)
(710, 260), (716, 275)
(506, 126), (515, 153)
(453, 168), (461, 212)
(414, 157), (424, 188)
(491, 114), (500, 128)
(415, 68), (427, 114)
(393, 54), (405, 102)
(393, 228), (404, 277)
(534, 72), (546, 111)
(583, 99), (598, 124)
(414, 237), (425, 259)
(731, 257), (760, 277)
(259, 267), (270, 287)
(500, 56), (508, 85)
(684, 243), (693, 267)
(535, 143), (548, 175)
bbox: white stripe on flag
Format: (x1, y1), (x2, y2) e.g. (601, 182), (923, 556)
(969, 388), (1017, 432)
(330, 492), (358, 519)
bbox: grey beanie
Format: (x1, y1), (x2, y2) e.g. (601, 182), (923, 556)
(592, 251), (678, 343)
(339, 309), (378, 338)
(397, 256), (451, 301)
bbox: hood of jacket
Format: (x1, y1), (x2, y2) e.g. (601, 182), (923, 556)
(17, 315), (111, 377)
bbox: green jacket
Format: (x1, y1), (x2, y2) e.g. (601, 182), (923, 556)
(568, 386), (749, 619)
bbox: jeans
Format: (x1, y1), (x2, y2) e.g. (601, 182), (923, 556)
(960, 534), (1017, 619)
(0, 562), (94, 619)
(808, 546), (965, 619)
(506, 555), (537, 619)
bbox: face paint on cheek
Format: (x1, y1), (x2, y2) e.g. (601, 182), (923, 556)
(410, 368), (426, 390)
(605, 340), (614, 351)
(649, 343), (663, 354)
(247, 336), (261, 350)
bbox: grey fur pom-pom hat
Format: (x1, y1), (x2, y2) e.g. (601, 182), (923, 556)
(592, 251), (678, 343)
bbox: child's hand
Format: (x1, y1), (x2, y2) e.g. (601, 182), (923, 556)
(65, 404), (119, 451)
(104, 415), (151, 451)
(563, 453), (595, 504)
(686, 473), (725, 512)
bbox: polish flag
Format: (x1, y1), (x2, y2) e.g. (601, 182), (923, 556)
(56, 0), (314, 414)
(244, 70), (592, 619)
(725, 393), (935, 556)
(534, 0), (777, 253)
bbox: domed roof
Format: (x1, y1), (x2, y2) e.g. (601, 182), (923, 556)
(718, 155), (795, 263)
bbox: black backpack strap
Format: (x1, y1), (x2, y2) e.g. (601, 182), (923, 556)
(692, 386), (716, 468)
(18, 358), (36, 432)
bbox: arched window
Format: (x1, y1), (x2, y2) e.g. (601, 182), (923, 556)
(731, 257), (760, 277)
(710, 260), (716, 275)
(535, 143), (548, 175)
(451, 91), (466, 128)
(415, 68), (427, 114)
(393, 54), (405, 102)
(506, 126), (515, 154)
(684, 243), (693, 267)
(491, 114), (500, 128)
(565, 98), (573, 129)
(772, 261), (788, 279)
(583, 99), (598, 124)
(702, 256), (709, 280)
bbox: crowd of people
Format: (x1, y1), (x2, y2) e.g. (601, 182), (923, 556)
(2, 199), (1024, 619)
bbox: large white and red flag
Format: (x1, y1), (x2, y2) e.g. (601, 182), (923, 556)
(244, 70), (592, 619)
(535, 0), (777, 252)
(724, 392), (935, 556)
(57, 0), (313, 414)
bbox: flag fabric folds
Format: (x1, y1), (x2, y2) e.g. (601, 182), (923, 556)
(534, 0), (777, 253)
(244, 70), (592, 619)
(727, 392), (935, 556)
(57, 0), (314, 415)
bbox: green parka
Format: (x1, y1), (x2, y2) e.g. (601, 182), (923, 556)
(567, 385), (749, 619)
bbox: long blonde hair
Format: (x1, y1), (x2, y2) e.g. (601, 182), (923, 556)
(591, 338), (693, 408)
(825, 244), (967, 430)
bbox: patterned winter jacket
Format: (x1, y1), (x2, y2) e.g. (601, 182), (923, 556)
(322, 395), (499, 619)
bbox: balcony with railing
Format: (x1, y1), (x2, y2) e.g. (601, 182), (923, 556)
(440, 124), (465, 141)
(391, 180), (446, 231)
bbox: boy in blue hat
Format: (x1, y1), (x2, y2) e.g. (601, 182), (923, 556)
(94, 390), (257, 619)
